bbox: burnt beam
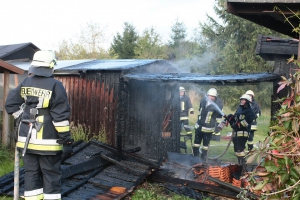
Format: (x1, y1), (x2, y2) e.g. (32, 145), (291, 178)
(148, 171), (239, 199)
(93, 151), (146, 176)
(91, 140), (161, 169)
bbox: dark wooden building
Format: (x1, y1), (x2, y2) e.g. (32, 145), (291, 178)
(119, 73), (280, 159)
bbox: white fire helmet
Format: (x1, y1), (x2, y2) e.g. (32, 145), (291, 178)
(207, 88), (217, 97)
(240, 94), (252, 102)
(179, 86), (185, 92)
(246, 90), (255, 97)
(29, 50), (57, 77)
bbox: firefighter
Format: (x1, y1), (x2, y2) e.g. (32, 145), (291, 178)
(245, 90), (261, 151)
(227, 94), (256, 170)
(193, 88), (223, 160)
(180, 86), (194, 136)
(5, 50), (73, 200)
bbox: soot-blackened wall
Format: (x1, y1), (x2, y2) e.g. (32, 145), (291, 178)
(118, 78), (181, 159)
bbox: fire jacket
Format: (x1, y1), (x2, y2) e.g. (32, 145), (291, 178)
(232, 105), (256, 136)
(250, 99), (261, 131)
(197, 97), (222, 133)
(180, 94), (194, 120)
(5, 75), (71, 155)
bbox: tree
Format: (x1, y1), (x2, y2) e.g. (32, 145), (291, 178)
(110, 22), (139, 59)
(56, 22), (110, 60)
(169, 19), (187, 48)
(134, 27), (168, 59)
(198, 0), (285, 75)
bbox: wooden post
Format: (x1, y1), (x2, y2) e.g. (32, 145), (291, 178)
(14, 74), (18, 86)
(2, 70), (10, 146)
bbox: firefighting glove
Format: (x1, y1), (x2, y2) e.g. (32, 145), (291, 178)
(227, 114), (236, 126)
(57, 138), (74, 159)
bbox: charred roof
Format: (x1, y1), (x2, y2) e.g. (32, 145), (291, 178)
(123, 72), (280, 84)
(256, 34), (299, 60)
(226, 0), (300, 38)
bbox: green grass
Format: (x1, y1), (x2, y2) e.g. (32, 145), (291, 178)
(130, 181), (212, 200)
(0, 147), (23, 200)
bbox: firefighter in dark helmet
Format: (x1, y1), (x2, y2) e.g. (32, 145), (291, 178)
(193, 88), (223, 160)
(179, 86), (194, 135)
(5, 50), (73, 200)
(227, 94), (255, 171)
(245, 90), (261, 151)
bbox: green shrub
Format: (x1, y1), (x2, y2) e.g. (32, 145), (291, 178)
(70, 122), (107, 143)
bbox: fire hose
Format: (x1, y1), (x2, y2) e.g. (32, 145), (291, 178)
(207, 115), (234, 161)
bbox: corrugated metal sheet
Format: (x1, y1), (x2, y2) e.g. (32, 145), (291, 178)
(56, 59), (171, 72)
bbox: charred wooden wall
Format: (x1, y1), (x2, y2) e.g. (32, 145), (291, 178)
(117, 78), (181, 159)
(56, 71), (120, 145)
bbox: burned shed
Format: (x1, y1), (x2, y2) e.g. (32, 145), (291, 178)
(119, 72), (280, 159)
(53, 59), (177, 146)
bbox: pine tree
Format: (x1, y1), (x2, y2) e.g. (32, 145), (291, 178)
(110, 22), (139, 59)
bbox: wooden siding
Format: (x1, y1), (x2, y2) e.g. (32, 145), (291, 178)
(56, 71), (120, 145)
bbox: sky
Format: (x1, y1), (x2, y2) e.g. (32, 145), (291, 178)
(0, 0), (217, 51)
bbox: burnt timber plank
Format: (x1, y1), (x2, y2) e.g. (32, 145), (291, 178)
(148, 170), (239, 199)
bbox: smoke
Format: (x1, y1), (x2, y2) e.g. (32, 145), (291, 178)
(168, 51), (215, 73)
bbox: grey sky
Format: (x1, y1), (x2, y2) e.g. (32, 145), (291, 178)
(0, 0), (216, 50)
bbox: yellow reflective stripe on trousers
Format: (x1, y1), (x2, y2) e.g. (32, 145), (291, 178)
(24, 188), (43, 200)
(17, 142), (63, 151)
(203, 146), (208, 150)
(236, 151), (245, 157)
(193, 144), (200, 147)
(24, 194), (44, 200)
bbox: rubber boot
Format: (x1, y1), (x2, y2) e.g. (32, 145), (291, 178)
(248, 144), (253, 151)
(238, 156), (246, 173)
(201, 149), (207, 161)
(193, 147), (199, 157)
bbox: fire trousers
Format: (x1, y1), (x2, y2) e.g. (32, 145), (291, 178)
(23, 153), (62, 200)
(193, 128), (213, 151)
(232, 132), (248, 153)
